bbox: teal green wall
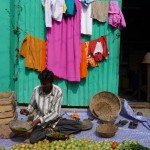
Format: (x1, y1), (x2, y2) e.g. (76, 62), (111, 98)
(0, 0), (122, 106)
(67, 23), (121, 106)
(0, 0), (18, 92)
(0, 1), (11, 91)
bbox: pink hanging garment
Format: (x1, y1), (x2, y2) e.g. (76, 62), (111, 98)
(108, 1), (126, 29)
(46, 0), (81, 82)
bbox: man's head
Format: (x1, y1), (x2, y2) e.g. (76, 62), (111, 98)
(38, 69), (54, 93)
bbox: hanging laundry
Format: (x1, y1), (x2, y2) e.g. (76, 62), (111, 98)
(80, 0), (94, 7)
(93, 42), (103, 55)
(91, 1), (109, 22)
(87, 56), (99, 67)
(81, 3), (93, 35)
(63, 1), (67, 13)
(80, 42), (89, 78)
(63, 0), (77, 17)
(108, 1), (126, 29)
(42, 0), (64, 27)
(20, 34), (46, 72)
(46, 0), (81, 82)
(88, 35), (109, 63)
(93, 42), (103, 62)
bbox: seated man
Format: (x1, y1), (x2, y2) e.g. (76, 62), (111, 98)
(20, 69), (82, 144)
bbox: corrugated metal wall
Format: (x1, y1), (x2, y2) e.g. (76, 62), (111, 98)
(16, 0), (121, 106)
(0, 0), (12, 91)
(16, 0), (45, 103)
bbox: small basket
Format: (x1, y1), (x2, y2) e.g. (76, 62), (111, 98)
(9, 120), (31, 134)
(89, 91), (121, 122)
(0, 91), (15, 105)
(96, 123), (118, 138)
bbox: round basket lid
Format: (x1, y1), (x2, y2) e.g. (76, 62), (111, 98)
(89, 91), (122, 121)
(81, 120), (93, 131)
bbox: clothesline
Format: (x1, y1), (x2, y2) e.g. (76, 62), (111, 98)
(5, 7), (120, 42)
(16, 26), (120, 40)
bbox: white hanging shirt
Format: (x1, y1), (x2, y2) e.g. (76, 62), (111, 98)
(93, 42), (103, 55)
(42, 0), (64, 27)
(81, 3), (93, 35)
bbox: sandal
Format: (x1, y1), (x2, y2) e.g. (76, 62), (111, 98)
(137, 112), (143, 116)
(116, 120), (128, 127)
(128, 121), (138, 129)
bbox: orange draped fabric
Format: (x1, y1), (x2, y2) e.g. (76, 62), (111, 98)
(20, 34), (46, 72)
(80, 42), (88, 78)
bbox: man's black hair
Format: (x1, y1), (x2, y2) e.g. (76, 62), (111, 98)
(38, 69), (54, 83)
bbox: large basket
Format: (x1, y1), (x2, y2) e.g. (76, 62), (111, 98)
(89, 91), (121, 121)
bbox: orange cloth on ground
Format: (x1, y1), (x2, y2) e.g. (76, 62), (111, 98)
(20, 34), (46, 72)
(80, 42), (89, 78)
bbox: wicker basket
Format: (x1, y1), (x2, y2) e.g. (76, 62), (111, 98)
(96, 123), (118, 138)
(89, 91), (121, 122)
(0, 91), (15, 105)
(0, 111), (17, 125)
(9, 120), (31, 134)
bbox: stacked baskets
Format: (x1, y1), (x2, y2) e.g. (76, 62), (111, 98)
(89, 91), (121, 122)
(89, 91), (121, 138)
(0, 91), (17, 124)
(0, 91), (17, 138)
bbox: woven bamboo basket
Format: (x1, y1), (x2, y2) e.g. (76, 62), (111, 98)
(9, 120), (31, 134)
(0, 112), (17, 125)
(96, 123), (118, 138)
(89, 91), (121, 122)
(0, 91), (15, 105)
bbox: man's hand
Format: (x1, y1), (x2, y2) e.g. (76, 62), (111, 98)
(20, 109), (29, 116)
(31, 119), (41, 128)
